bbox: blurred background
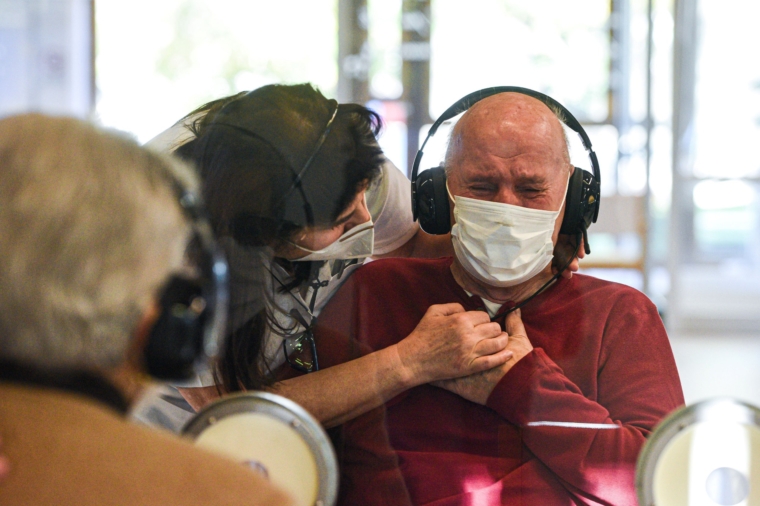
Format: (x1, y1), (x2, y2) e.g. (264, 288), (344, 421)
(1, 0), (758, 406)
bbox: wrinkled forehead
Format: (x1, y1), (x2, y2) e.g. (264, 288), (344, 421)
(462, 94), (564, 148)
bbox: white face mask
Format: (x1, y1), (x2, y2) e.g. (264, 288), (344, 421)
(448, 179), (567, 287)
(290, 219), (375, 261)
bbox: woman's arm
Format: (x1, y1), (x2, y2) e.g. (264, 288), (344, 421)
(178, 349), (411, 428)
(269, 344), (414, 428)
(280, 302), (513, 427)
(180, 302), (512, 428)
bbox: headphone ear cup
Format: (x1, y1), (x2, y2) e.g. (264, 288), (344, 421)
(415, 167), (451, 235)
(560, 167), (584, 235)
(560, 166), (601, 239)
(143, 276), (207, 380)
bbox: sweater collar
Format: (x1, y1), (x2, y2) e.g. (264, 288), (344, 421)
(441, 256), (572, 319)
(0, 359), (129, 415)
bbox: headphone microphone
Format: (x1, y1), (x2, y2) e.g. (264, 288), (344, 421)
(410, 86), (601, 255)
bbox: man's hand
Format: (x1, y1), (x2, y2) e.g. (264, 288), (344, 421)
(393, 303), (513, 386)
(432, 309), (533, 405)
(552, 233), (585, 280)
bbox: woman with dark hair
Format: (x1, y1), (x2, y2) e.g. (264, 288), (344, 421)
(136, 84), (514, 430)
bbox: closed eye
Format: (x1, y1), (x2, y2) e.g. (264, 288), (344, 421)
(467, 182), (498, 195)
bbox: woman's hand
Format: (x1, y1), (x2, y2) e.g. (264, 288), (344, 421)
(393, 303), (513, 387)
(433, 309), (532, 404)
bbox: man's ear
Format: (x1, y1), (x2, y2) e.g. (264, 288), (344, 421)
(446, 176), (456, 227)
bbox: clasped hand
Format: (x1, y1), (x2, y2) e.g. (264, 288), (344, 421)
(431, 309), (533, 405)
(394, 303), (513, 386)
(394, 303), (532, 403)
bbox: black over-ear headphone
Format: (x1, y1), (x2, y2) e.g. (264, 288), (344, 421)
(143, 188), (229, 381)
(411, 86), (601, 254)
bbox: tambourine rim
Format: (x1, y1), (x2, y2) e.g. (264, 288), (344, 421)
(182, 391), (338, 506)
(635, 397), (760, 506)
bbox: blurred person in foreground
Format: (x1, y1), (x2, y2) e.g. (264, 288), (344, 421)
(309, 92), (684, 505)
(0, 114), (292, 506)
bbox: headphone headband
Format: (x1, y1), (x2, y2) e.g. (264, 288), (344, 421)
(278, 100), (339, 228)
(292, 101), (339, 191)
(176, 187), (230, 359)
(412, 86), (600, 188)
(428, 87), (591, 146)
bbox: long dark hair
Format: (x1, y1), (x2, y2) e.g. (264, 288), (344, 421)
(173, 84), (384, 391)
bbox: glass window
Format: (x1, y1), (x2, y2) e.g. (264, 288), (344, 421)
(692, 0), (760, 180)
(95, 0), (337, 142)
(430, 0), (610, 122)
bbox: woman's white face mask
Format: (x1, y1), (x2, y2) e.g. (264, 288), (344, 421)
(447, 178), (568, 287)
(289, 219), (375, 261)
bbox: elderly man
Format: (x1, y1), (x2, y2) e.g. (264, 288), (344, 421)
(0, 114), (291, 506)
(310, 92), (684, 505)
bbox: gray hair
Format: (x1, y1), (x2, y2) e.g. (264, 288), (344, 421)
(0, 114), (197, 371)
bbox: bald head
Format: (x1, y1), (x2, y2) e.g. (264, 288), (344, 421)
(445, 92), (570, 174)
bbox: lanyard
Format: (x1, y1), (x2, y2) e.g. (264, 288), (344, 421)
(266, 265), (316, 324)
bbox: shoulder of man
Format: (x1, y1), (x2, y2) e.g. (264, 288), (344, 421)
(567, 273), (655, 305)
(0, 384), (293, 506)
(125, 421), (294, 506)
(560, 274), (664, 338)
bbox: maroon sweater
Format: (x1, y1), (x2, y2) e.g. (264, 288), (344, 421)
(311, 257), (684, 506)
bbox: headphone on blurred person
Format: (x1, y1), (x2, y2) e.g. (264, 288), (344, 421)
(143, 187), (229, 381)
(410, 86), (601, 254)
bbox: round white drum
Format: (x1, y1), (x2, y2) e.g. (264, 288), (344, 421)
(183, 392), (338, 506)
(637, 398), (760, 506)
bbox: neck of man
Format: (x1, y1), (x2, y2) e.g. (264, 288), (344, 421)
(101, 360), (148, 408)
(450, 257), (555, 306)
